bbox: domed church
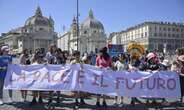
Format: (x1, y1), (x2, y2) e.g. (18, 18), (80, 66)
(0, 6), (57, 53)
(58, 9), (107, 54)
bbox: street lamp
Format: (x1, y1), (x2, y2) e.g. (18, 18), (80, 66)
(76, 0), (79, 51)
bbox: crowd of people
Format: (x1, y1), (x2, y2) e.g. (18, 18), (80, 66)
(0, 44), (184, 108)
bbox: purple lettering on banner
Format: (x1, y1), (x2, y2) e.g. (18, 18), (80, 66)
(4, 64), (181, 99)
(60, 70), (69, 83)
(33, 71), (41, 81)
(140, 79), (144, 89)
(126, 79), (136, 90)
(146, 78), (156, 90)
(157, 78), (166, 90)
(52, 72), (60, 83)
(100, 75), (108, 88)
(92, 74), (100, 86)
(41, 72), (50, 82)
(77, 70), (85, 84)
(17, 72), (26, 82)
(167, 78), (176, 90)
(116, 77), (124, 89)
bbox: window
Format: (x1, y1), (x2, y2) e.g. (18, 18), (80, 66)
(149, 44), (154, 49)
(141, 33), (143, 38)
(158, 44), (164, 52)
(149, 27), (152, 31)
(176, 28), (179, 32)
(163, 27), (166, 31)
(154, 33), (157, 36)
(172, 28), (175, 32)
(159, 33), (162, 36)
(168, 34), (171, 37)
(163, 39), (166, 42)
(168, 28), (170, 31)
(145, 32), (147, 37)
(164, 33), (167, 37)
(159, 27), (162, 31)
(131, 35), (133, 39)
(175, 44), (180, 49)
(172, 34), (175, 37)
(155, 27), (157, 31)
(145, 27), (148, 31)
(167, 44), (172, 50)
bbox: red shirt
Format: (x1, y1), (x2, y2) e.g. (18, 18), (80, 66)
(96, 56), (112, 68)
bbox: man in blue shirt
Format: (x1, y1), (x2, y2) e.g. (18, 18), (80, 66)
(0, 45), (12, 105)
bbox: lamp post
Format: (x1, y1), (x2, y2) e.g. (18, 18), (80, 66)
(76, 0), (79, 51)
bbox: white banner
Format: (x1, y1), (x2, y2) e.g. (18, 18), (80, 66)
(4, 64), (181, 99)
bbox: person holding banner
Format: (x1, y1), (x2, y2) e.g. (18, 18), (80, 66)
(55, 48), (67, 103)
(56, 48), (67, 65)
(45, 44), (57, 104)
(159, 59), (171, 106)
(0, 45), (13, 105)
(19, 49), (31, 102)
(175, 55), (184, 106)
(70, 51), (86, 106)
(30, 49), (44, 105)
(113, 54), (127, 106)
(128, 54), (142, 105)
(96, 47), (112, 107)
(139, 52), (160, 105)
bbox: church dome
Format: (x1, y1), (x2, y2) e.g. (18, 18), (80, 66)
(81, 9), (104, 30)
(25, 6), (52, 27)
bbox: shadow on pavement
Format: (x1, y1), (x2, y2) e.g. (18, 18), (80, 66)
(3, 102), (184, 110)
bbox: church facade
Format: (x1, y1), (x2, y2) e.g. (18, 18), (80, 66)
(58, 9), (107, 54)
(0, 6), (57, 53)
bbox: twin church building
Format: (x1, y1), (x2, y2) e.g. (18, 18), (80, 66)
(0, 6), (107, 54)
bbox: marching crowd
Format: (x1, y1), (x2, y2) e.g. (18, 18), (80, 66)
(0, 44), (184, 108)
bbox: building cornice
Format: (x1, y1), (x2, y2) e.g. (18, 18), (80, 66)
(109, 21), (184, 36)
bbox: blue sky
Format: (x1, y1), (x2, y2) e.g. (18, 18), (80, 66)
(0, 0), (184, 35)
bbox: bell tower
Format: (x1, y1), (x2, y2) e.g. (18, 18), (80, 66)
(71, 16), (77, 37)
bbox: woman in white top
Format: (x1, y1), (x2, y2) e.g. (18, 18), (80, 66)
(113, 54), (127, 106)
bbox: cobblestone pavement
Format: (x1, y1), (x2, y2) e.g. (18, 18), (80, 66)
(0, 90), (184, 110)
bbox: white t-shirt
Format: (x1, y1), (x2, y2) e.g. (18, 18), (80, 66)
(114, 60), (125, 71)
